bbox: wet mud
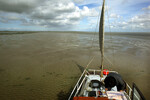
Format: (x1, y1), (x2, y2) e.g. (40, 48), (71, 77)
(0, 31), (149, 99)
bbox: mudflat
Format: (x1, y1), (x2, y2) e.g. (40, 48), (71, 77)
(0, 31), (149, 99)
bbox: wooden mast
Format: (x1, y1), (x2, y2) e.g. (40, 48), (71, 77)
(99, 0), (105, 77)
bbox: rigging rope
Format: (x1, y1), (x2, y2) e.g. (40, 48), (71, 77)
(105, 1), (115, 67)
(86, 0), (116, 69)
(85, 0), (102, 68)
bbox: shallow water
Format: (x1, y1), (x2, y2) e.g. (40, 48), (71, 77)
(0, 31), (149, 99)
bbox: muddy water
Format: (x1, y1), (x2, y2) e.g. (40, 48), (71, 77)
(0, 32), (149, 99)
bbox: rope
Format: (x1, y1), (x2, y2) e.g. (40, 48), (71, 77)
(85, 0), (102, 68)
(105, 1), (115, 67)
(86, 56), (95, 69)
(104, 56), (113, 66)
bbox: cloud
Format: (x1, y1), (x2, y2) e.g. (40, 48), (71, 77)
(29, 1), (99, 30)
(0, 0), (41, 13)
(104, 4), (150, 31)
(127, 5), (150, 30)
(142, 5), (150, 12)
(28, 2), (78, 29)
(129, 13), (150, 29)
(109, 14), (150, 31)
(109, 13), (120, 19)
(0, 0), (99, 30)
(81, 6), (98, 16)
(0, 12), (27, 23)
(73, 0), (84, 3)
(0, 0), (150, 31)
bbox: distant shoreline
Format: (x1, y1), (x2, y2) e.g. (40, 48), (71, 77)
(0, 31), (150, 36)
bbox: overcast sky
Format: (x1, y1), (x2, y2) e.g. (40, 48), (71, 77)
(0, 0), (150, 32)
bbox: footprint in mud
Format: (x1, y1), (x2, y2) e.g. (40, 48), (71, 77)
(29, 89), (34, 91)
(18, 76), (21, 79)
(0, 68), (5, 73)
(46, 72), (53, 75)
(12, 84), (24, 87)
(41, 72), (53, 77)
(25, 77), (31, 80)
(140, 70), (144, 72)
(45, 72), (63, 77)
(42, 75), (45, 77)
(135, 70), (145, 76)
(55, 73), (63, 77)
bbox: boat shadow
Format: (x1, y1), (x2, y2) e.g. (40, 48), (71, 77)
(72, 60), (85, 73)
(57, 87), (73, 100)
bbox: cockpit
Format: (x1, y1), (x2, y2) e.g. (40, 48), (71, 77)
(88, 80), (105, 97)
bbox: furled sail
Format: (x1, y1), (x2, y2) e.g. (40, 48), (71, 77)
(99, 0), (105, 76)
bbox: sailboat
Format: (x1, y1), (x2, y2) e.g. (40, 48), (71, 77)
(68, 0), (145, 100)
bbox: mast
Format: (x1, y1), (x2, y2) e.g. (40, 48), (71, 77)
(99, 0), (105, 77)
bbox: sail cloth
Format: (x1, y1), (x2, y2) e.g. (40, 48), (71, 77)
(99, 0), (105, 73)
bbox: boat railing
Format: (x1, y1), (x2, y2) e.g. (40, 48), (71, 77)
(87, 69), (118, 74)
(126, 83), (132, 98)
(124, 83), (132, 100)
(68, 69), (87, 100)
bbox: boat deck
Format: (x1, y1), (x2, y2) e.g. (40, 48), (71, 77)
(68, 69), (132, 100)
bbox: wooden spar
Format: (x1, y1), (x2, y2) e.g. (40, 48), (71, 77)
(99, 0), (105, 77)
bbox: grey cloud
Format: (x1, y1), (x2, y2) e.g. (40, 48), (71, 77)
(0, 0), (41, 13)
(73, 0), (84, 3)
(0, 0), (98, 30)
(21, 18), (76, 31)
(26, 1), (82, 29)
(0, 12), (28, 23)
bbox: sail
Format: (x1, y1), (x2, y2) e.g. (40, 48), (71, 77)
(99, 0), (105, 76)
